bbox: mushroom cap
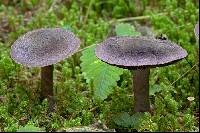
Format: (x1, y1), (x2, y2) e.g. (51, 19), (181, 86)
(95, 36), (188, 68)
(194, 22), (199, 40)
(11, 28), (80, 67)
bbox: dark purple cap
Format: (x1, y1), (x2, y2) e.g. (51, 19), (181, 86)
(95, 36), (188, 68)
(194, 22), (199, 40)
(11, 28), (80, 67)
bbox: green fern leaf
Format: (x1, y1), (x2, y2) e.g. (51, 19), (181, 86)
(80, 45), (123, 100)
(115, 23), (141, 36)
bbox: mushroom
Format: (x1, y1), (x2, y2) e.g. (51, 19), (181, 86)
(10, 28), (80, 112)
(194, 22), (199, 66)
(95, 36), (188, 112)
(194, 22), (199, 40)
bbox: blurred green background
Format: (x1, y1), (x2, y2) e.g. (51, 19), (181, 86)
(0, 0), (199, 132)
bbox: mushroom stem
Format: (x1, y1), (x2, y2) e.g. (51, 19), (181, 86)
(41, 65), (55, 112)
(133, 67), (150, 112)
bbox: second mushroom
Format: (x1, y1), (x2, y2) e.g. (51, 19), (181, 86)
(95, 36), (188, 112)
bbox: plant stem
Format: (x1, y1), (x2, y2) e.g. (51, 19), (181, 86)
(76, 44), (96, 53)
(48, 0), (58, 12)
(83, 0), (94, 25)
(41, 65), (55, 112)
(171, 62), (199, 86)
(109, 12), (167, 24)
(133, 67), (150, 112)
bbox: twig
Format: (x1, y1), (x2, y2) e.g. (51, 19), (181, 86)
(76, 44), (96, 53)
(48, 0), (59, 12)
(171, 62), (199, 86)
(83, 0), (94, 25)
(89, 106), (98, 112)
(184, 58), (198, 73)
(109, 12), (167, 24)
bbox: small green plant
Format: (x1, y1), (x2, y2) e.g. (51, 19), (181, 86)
(115, 23), (141, 36)
(17, 124), (44, 132)
(80, 45), (123, 100)
(113, 112), (143, 130)
(80, 23), (140, 100)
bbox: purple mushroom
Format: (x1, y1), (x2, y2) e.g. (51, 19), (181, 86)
(194, 22), (199, 40)
(10, 28), (80, 112)
(95, 36), (188, 112)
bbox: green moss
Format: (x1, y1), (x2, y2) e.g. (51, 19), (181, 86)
(0, 0), (199, 132)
